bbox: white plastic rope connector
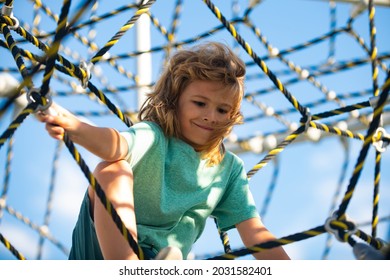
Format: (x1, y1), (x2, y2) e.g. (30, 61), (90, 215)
(372, 127), (390, 153)
(324, 213), (357, 243)
(1, 4), (19, 32)
(79, 61), (93, 89)
(26, 88), (57, 116)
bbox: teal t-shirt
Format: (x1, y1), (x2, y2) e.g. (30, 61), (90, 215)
(69, 121), (259, 259)
(121, 121), (259, 258)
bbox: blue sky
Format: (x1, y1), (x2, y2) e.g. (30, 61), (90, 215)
(0, 0), (389, 260)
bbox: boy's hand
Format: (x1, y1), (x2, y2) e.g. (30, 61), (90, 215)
(36, 103), (81, 141)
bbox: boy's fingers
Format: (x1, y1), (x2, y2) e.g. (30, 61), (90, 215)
(46, 123), (65, 138)
(46, 114), (67, 127)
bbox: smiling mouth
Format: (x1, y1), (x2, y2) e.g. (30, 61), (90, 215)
(194, 123), (213, 131)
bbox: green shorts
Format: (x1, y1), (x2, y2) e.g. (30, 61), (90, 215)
(68, 191), (156, 260)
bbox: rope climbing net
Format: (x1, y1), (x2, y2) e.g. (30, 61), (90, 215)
(0, 0), (389, 260)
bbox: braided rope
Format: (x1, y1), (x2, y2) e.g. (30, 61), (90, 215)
(0, 103), (37, 148)
(368, 0), (381, 239)
(336, 74), (390, 219)
(61, 133), (144, 259)
(0, 233), (25, 260)
(0, 0), (142, 259)
(69, 3), (139, 32)
(39, 0), (72, 98)
(213, 218), (231, 254)
(247, 125), (306, 179)
(203, 0), (308, 118)
(1, 18), (30, 79)
(243, 18), (343, 105)
(207, 225), (326, 260)
(90, 0), (156, 64)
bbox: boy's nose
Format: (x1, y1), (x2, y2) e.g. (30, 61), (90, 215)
(203, 110), (216, 123)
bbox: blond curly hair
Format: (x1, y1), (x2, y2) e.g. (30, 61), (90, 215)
(139, 42), (246, 165)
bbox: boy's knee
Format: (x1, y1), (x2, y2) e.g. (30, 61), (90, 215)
(88, 160), (134, 224)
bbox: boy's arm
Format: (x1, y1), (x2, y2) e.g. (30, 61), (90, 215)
(38, 103), (128, 162)
(236, 217), (290, 260)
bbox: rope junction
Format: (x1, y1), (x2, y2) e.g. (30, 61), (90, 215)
(0, 0), (389, 260)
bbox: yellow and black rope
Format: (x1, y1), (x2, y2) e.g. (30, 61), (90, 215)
(368, 0), (380, 239)
(0, 103), (37, 148)
(69, 3), (138, 33)
(336, 73), (390, 219)
(247, 125), (306, 179)
(208, 225), (326, 260)
(0, 17), (29, 80)
(203, 0), (308, 119)
(61, 133), (144, 259)
(90, 0), (155, 65)
(39, 0), (72, 97)
(0, 232), (25, 260)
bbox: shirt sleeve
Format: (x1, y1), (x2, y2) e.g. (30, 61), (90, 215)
(211, 156), (260, 232)
(120, 122), (159, 168)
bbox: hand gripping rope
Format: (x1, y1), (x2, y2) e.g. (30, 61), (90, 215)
(25, 88), (144, 260)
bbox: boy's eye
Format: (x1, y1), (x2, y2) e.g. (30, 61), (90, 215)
(193, 101), (205, 107)
(218, 108), (228, 114)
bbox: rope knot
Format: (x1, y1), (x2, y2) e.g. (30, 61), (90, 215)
(26, 88), (53, 112)
(325, 213), (357, 243)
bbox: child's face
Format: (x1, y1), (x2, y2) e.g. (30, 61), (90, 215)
(177, 80), (236, 148)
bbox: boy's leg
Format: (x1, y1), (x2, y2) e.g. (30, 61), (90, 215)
(88, 160), (138, 260)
